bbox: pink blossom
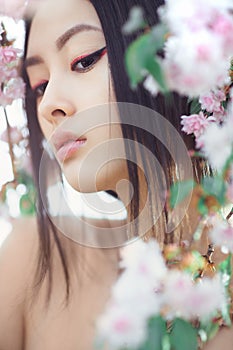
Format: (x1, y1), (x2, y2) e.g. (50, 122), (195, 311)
(212, 13), (233, 55)
(0, 47), (21, 64)
(112, 270), (162, 319)
(199, 90), (226, 113)
(181, 112), (210, 138)
(0, 77), (25, 107)
(163, 0), (216, 34)
(120, 239), (167, 284)
(164, 30), (230, 97)
(164, 0), (233, 35)
(97, 304), (147, 349)
(0, 126), (23, 144)
(0, 45), (25, 107)
(4, 77), (25, 100)
(185, 275), (226, 319)
(0, 67), (18, 82)
(163, 271), (194, 318)
(162, 0), (233, 97)
(212, 106), (227, 122)
(164, 271), (226, 320)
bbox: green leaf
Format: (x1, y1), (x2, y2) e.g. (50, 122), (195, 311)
(186, 250), (205, 276)
(19, 189), (36, 216)
(201, 176), (226, 206)
(190, 98), (202, 115)
(125, 24), (168, 90)
(138, 316), (167, 350)
(205, 323), (219, 341)
(218, 254), (232, 326)
(220, 301), (232, 327)
(122, 6), (146, 34)
(169, 179), (195, 209)
(199, 321), (219, 342)
(162, 334), (171, 350)
(222, 148), (233, 176)
(218, 254), (232, 288)
(170, 319), (198, 350)
(17, 168), (35, 187)
(146, 56), (167, 92)
(197, 197), (208, 216)
(221, 100), (227, 110)
(151, 23), (169, 49)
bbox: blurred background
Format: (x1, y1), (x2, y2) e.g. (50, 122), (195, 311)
(0, 17), (31, 245)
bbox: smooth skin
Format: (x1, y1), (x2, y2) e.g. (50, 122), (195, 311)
(26, 0), (128, 195)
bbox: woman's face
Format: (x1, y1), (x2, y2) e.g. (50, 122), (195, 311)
(26, 0), (128, 193)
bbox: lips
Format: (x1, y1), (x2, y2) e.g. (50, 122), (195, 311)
(51, 130), (86, 162)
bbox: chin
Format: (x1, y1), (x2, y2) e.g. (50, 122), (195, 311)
(62, 158), (127, 194)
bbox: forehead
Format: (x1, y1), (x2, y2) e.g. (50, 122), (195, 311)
(27, 0), (102, 56)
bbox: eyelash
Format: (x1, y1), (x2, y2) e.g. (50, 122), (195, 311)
(32, 46), (107, 98)
(71, 46), (107, 72)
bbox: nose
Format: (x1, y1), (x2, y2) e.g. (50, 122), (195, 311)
(38, 80), (76, 122)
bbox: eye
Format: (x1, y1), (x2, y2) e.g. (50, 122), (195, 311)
(71, 46), (107, 73)
(32, 80), (48, 98)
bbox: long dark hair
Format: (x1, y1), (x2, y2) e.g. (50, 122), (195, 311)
(23, 0), (206, 306)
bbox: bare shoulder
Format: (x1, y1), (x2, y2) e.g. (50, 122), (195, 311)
(0, 216), (38, 350)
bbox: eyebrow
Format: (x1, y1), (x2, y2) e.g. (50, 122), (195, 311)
(25, 23), (102, 69)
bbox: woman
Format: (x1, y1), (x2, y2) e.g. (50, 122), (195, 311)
(0, 0), (232, 349)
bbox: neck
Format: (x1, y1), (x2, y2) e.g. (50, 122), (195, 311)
(115, 167), (153, 240)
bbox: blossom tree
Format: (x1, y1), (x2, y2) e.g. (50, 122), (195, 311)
(96, 1), (233, 349)
(0, 21), (35, 219)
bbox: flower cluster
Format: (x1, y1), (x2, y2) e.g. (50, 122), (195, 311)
(180, 81), (233, 171)
(0, 25), (25, 107)
(162, 0), (233, 97)
(125, 0), (233, 99)
(97, 240), (228, 349)
(97, 1), (233, 350)
(0, 23), (35, 218)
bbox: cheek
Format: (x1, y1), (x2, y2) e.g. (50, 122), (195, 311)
(74, 58), (115, 106)
(37, 115), (53, 141)
(60, 124), (127, 193)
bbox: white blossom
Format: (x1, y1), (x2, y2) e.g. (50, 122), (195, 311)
(120, 239), (167, 284)
(185, 275), (226, 320)
(198, 119), (233, 171)
(97, 303), (147, 349)
(164, 30), (230, 97)
(163, 270), (194, 319)
(112, 270), (162, 319)
(143, 74), (159, 96)
(163, 0), (233, 35)
(209, 216), (233, 253)
(164, 270), (226, 320)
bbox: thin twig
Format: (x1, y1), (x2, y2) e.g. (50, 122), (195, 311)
(226, 207), (233, 221)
